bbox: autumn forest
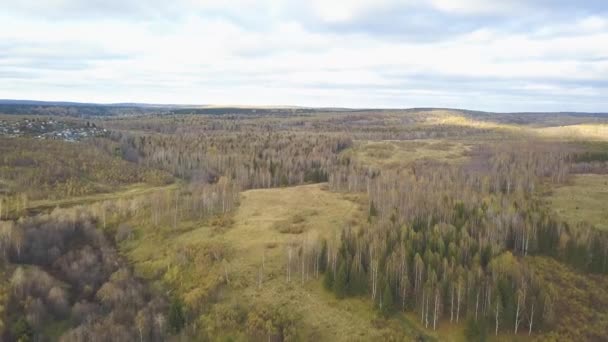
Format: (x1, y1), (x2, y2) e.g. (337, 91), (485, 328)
(1, 106), (608, 341)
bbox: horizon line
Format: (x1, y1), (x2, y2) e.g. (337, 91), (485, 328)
(1, 98), (607, 115)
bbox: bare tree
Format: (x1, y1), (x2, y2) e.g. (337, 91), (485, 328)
(433, 288), (439, 330)
(495, 299), (502, 336)
(287, 247), (292, 282)
(528, 300), (535, 336)
(136, 310), (149, 342)
(514, 288), (526, 334)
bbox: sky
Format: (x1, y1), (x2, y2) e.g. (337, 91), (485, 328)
(1, 0), (608, 112)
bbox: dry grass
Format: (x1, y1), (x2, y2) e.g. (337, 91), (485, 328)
(121, 183), (475, 340)
(547, 174), (608, 231)
(120, 184), (433, 340)
(219, 184), (422, 340)
(27, 182), (179, 214)
(350, 139), (471, 169)
(537, 124), (608, 141)
(424, 112), (525, 133)
(422, 111), (608, 143)
(223, 183), (360, 269)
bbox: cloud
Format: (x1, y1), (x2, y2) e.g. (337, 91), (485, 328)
(0, 0), (607, 111)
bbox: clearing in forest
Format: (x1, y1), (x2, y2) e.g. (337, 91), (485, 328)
(123, 184), (438, 340)
(547, 174), (608, 231)
(27, 182), (179, 214)
(121, 183), (473, 340)
(349, 139), (471, 169)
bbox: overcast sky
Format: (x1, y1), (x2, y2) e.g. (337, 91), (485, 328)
(1, 0), (608, 111)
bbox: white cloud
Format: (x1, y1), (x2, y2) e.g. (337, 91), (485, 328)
(0, 1), (607, 111)
(308, 0), (400, 22)
(428, 0), (522, 14)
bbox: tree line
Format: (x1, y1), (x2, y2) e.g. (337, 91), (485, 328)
(295, 140), (608, 338)
(103, 131), (349, 189)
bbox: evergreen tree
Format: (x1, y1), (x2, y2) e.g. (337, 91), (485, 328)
(11, 317), (33, 342)
(280, 173), (289, 187)
(368, 200), (378, 222)
(168, 298), (186, 334)
(319, 240), (328, 273)
(465, 317), (488, 342)
(348, 263), (368, 296)
(323, 268), (334, 291)
(333, 263), (348, 299)
(381, 281), (394, 317)
(589, 237), (607, 274)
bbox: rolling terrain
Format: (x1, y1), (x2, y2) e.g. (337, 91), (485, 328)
(1, 106), (608, 341)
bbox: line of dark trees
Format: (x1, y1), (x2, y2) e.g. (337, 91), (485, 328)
(300, 141), (608, 338)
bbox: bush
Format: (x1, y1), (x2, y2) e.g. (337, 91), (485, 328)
(115, 223), (133, 242)
(323, 269), (334, 291)
(380, 282), (394, 317)
(169, 298), (186, 334)
(11, 317), (33, 342)
(464, 317), (488, 342)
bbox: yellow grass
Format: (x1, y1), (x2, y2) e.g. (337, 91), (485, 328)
(221, 184), (423, 340)
(349, 139), (471, 169)
(424, 111), (525, 132)
(537, 124), (608, 141)
(422, 111), (608, 143)
(26, 182), (179, 214)
(121, 184), (433, 339)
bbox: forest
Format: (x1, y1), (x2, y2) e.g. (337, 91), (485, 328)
(1, 108), (608, 341)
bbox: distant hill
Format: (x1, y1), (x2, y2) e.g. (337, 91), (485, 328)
(0, 99), (340, 117)
(0, 99), (606, 119)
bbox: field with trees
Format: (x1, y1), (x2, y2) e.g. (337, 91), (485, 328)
(1, 105), (607, 341)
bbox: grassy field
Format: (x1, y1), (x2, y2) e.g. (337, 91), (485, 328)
(223, 184), (423, 340)
(536, 124), (608, 141)
(547, 174), (608, 231)
(348, 139), (471, 169)
(26, 182), (179, 215)
(121, 183), (425, 340)
(118, 183), (495, 340)
(425, 111), (526, 133)
(119, 181), (547, 340)
(423, 111), (608, 143)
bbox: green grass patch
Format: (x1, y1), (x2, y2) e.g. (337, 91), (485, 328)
(547, 174), (608, 231)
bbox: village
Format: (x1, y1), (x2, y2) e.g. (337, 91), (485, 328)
(0, 117), (107, 141)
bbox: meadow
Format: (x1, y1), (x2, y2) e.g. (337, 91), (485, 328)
(548, 174), (608, 231)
